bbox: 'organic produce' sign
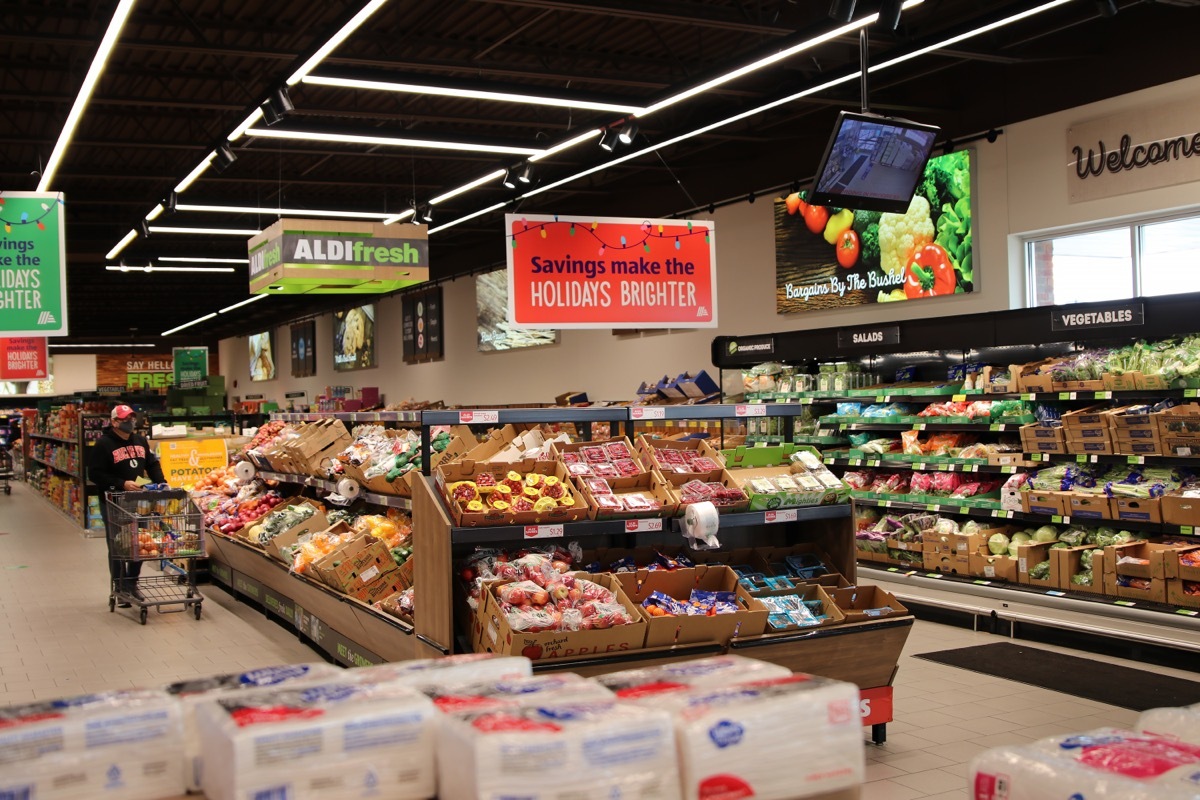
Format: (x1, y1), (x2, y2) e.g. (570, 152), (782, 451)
(0, 192), (67, 336)
(776, 150), (973, 312)
(505, 214), (717, 329)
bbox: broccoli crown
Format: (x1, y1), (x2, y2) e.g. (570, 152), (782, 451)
(860, 223), (881, 267)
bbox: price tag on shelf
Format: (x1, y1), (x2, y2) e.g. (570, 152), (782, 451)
(524, 524), (564, 539)
(914, 423), (926, 431)
(1001, 466), (1015, 474)
(952, 394), (967, 402)
(1127, 455), (1145, 465)
(1181, 526), (1194, 536)
(971, 464), (981, 473)
(874, 395), (887, 403)
(850, 458), (863, 466)
(925, 573), (944, 579)
(459, 410), (500, 424)
(914, 462), (926, 470)
(1045, 590), (1066, 597)
(1058, 392), (1077, 400)
(764, 509), (798, 524)
(1021, 393), (1035, 401)
(800, 397), (814, 405)
(1113, 600), (1136, 607)
(886, 567), (900, 573)
(989, 423), (1003, 432)
(1050, 515), (1063, 524)
(625, 518), (663, 533)
(1176, 609), (1199, 617)
(925, 504), (940, 512)
(881, 500), (892, 507)
(1185, 389), (1199, 399)
(735, 404), (768, 417)
(1076, 454), (1088, 463)
(630, 407), (666, 420)
(1095, 391), (1112, 399)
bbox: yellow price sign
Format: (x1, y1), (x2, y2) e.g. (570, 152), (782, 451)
(157, 438), (229, 488)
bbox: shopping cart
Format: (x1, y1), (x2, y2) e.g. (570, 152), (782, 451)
(0, 449), (12, 494)
(106, 488), (205, 624)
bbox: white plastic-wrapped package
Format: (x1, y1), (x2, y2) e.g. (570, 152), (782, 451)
(345, 653), (531, 690)
(438, 699), (682, 800)
(638, 674), (863, 800)
(969, 728), (1200, 800)
(166, 662), (342, 793)
(195, 678), (437, 800)
(1137, 703), (1200, 744)
(425, 672), (614, 714)
(598, 655), (792, 700)
(0, 689), (184, 800)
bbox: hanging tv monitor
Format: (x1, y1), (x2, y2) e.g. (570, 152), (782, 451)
(809, 111), (940, 214)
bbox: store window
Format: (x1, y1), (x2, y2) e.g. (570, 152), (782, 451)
(1026, 212), (1200, 306)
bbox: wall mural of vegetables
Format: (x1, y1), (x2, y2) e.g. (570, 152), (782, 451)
(775, 150), (973, 312)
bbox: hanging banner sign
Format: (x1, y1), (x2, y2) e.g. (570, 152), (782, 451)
(0, 192), (68, 336)
(173, 347), (208, 389)
(0, 336), (48, 379)
(505, 214), (717, 329)
(157, 438), (230, 488)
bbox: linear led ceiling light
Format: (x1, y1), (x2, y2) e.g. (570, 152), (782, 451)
(287, 0), (391, 86)
(174, 152), (216, 194)
(106, 265), (236, 273)
(218, 294), (269, 314)
(162, 312), (217, 337)
(105, 229), (138, 260)
(246, 127), (541, 156)
(229, 107), (264, 142)
(158, 256), (249, 264)
(49, 343), (155, 348)
(148, 226), (261, 236)
(429, 169), (506, 206)
(428, 202), (506, 235)
(380, 208), (416, 225)
(37, 0), (137, 191)
(302, 75), (642, 114)
(528, 130), (601, 163)
(175, 203), (393, 220)
(639, 0), (924, 118)
(145, 203), (165, 221)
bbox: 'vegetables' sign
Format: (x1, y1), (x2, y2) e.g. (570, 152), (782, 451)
(505, 214), (716, 329)
(0, 337), (48, 379)
(0, 192), (67, 336)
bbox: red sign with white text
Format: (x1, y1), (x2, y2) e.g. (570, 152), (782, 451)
(0, 337), (48, 379)
(505, 214), (717, 329)
(859, 686), (894, 726)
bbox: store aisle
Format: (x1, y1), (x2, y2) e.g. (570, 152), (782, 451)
(0, 481), (315, 705)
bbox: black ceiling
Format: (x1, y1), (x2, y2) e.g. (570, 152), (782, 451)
(3, 0), (1198, 349)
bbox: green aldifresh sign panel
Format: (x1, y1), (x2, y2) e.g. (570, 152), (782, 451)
(173, 347), (208, 388)
(0, 192), (67, 336)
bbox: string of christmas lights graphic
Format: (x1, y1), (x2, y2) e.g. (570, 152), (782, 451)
(509, 217), (711, 255)
(0, 197), (63, 234)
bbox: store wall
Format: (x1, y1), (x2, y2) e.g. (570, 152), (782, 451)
(218, 74), (1200, 405)
(50, 354), (97, 394)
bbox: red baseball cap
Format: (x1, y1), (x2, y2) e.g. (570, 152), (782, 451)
(111, 405), (136, 420)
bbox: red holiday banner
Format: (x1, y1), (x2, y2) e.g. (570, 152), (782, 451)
(505, 214), (717, 329)
(0, 336), (48, 380)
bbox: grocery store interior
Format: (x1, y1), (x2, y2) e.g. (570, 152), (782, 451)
(4, 1), (1200, 799)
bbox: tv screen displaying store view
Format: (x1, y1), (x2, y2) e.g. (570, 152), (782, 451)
(476, 268), (557, 352)
(333, 304), (376, 371)
(291, 320), (316, 378)
(810, 111), (940, 214)
(248, 331), (276, 382)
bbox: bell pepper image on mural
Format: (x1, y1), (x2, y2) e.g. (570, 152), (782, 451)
(904, 243), (956, 298)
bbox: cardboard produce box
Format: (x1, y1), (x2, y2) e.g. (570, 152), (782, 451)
(969, 551), (1018, 582)
(614, 565), (768, 646)
(1020, 424), (1067, 454)
(1014, 541), (1056, 588)
(250, 497), (328, 556)
(436, 458), (590, 527)
(757, 584), (845, 631)
(264, 513), (340, 565)
(550, 436), (647, 478)
(1112, 496), (1162, 524)
(1162, 491), (1200, 527)
(282, 419), (353, 475)
(1108, 404), (1161, 431)
(1164, 545), (1200, 582)
(1167, 577), (1200, 609)
(831, 585), (908, 623)
(1155, 403), (1200, 437)
(635, 435), (725, 482)
(749, 544), (840, 586)
(578, 469), (680, 520)
(313, 532), (398, 595)
(466, 423), (564, 466)
(474, 572), (647, 661)
(729, 463), (843, 510)
(1102, 541), (1192, 604)
(1022, 490), (1069, 516)
(1066, 437), (1116, 456)
(1054, 546), (1104, 595)
(1114, 434), (1163, 457)
(1066, 493), (1115, 520)
(1013, 360), (1058, 393)
(350, 571), (405, 605)
(1060, 405), (1115, 432)
(923, 549), (969, 575)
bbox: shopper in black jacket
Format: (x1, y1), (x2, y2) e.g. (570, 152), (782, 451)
(88, 404), (166, 605)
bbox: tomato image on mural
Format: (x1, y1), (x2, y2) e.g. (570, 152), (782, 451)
(775, 150), (973, 312)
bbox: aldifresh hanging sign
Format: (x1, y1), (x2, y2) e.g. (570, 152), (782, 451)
(1068, 99), (1200, 203)
(505, 214), (717, 329)
(0, 192), (68, 336)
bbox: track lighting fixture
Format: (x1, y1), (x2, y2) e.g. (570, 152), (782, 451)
(260, 86), (295, 126)
(878, 0), (904, 30)
(502, 169), (517, 189)
(139, 218), (151, 238)
(165, 191), (178, 214)
(618, 121), (639, 145)
(518, 164), (533, 184)
(828, 0), (857, 23)
(747, 192), (755, 204)
(1096, 0), (1117, 17)
(986, 128), (999, 143)
(598, 129), (618, 152)
(214, 142), (237, 172)
(419, 204), (433, 223)
(707, 203), (715, 215)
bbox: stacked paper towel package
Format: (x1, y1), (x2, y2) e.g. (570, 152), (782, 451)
(969, 702), (1200, 800)
(0, 653), (867, 800)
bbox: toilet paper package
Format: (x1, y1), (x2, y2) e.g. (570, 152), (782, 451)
(195, 678), (437, 800)
(598, 655), (792, 700)
(425, 672), (613, 714)
(166, 661), (343, 792)
(969, 728), (1200, 800)
(637, 674), (864, 800)
(1136, 703), (1200, 744)
(0, 689), (184, 800)
(344, 653), (531, 690)
(437, 699), (682, 800)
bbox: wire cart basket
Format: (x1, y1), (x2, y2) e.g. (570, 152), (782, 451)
(106, 488), (205, 624)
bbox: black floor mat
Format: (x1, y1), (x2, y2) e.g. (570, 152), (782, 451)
(914, 641), (1200, 711)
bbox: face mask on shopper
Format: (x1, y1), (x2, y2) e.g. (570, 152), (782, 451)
(116, 419), (135, 434)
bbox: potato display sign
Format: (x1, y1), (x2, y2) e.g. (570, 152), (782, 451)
(775, 150), (973, 312)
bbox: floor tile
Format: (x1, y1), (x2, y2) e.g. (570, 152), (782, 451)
(861, 779), (926, 800)
(890, 769), (964, 794)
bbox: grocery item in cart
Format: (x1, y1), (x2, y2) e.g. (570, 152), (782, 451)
(0, 689), (185, 800)
(195, 678), (437, 800)
(424, 673), (613, 713)
(599, 655), (792, 699)
(1137, 702), (1200, 745)
(343, 653), (532, 690)
(165, 662), (342, 793)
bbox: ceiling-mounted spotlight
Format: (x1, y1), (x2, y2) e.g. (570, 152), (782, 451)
(518, 164), (533, 184)
(878, 0), (904, 30)
(617, 121), (639, 145)
(598, 129), (618, 152)
(139, 218), (151, 238)
(986, 128), (999, 143)
(418, 204), (433, 223)
(165, 191), (178, 214)
(1096, 0), (1118, 17)
(747, 191), (755, 204)
(942, 139), (954, 156)
(707, 203), (716, 215)
(260, 86), (294, 126)
(214, 142), (237, 172)
(828, 0), (857, 23)
(502, 169), (517, 189)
